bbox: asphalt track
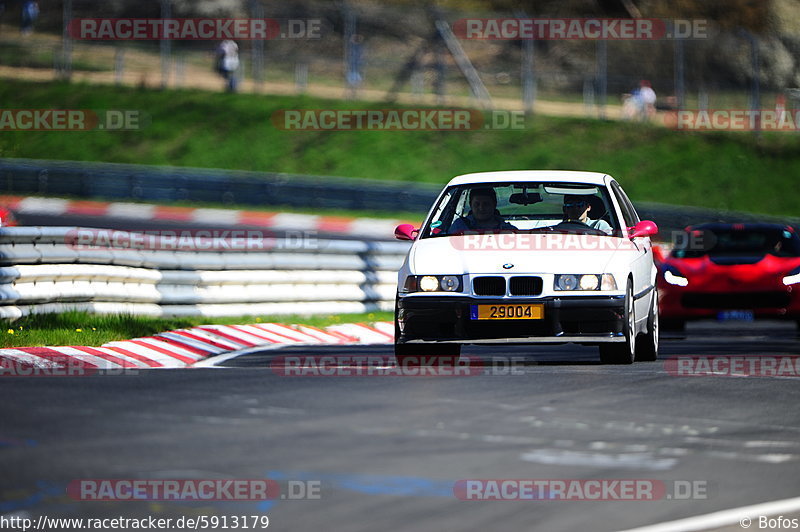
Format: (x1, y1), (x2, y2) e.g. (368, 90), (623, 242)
(1, 321), (799, 532)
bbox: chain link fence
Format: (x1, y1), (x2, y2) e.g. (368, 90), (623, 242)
(1, 1), (797, 118)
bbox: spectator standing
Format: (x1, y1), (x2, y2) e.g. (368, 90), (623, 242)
(346, 33), (365, 95)
(635, 80), (656, 121)
(20, 0), (38, 36)
(215, 39), (239, 93)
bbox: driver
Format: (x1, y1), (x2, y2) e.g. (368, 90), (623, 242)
(556, 194), (613, 235)
(450, 187), (517, 233)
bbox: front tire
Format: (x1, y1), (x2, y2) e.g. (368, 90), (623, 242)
(600, 281), (635, 364)
(635, 289), (659, 361)
(394, 295), (461, 365)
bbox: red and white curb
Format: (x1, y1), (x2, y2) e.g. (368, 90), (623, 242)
(0, 321), (394, 372)
(1, 195), (414, 238)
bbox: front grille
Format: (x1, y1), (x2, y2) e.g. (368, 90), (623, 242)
(473, 276), (506, 296)
(682, 291), (791, 309)
(509, 276), (543, 296)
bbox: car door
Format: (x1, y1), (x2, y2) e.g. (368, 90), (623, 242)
(610, 180), (655, 331)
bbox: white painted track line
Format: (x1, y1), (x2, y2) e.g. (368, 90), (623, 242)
(619, 495), (800, 532)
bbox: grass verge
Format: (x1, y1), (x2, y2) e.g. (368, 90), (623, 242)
(0, 311), (393, 348)
(1, 79), (798, 217)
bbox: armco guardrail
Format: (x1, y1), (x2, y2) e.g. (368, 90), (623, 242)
(2, 158), (797, 236)
(0, 227), (410, 319)
(0, 158), (441, 213)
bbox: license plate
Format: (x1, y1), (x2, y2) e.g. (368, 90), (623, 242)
(717, 310), (754, 321)
(470, 304), (544, 320)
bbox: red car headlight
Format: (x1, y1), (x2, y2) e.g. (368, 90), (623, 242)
(783, 267), (800, 286)
(662, 265), (689, 287)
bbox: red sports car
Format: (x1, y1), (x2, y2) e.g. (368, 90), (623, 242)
(656, 223), (800, 332)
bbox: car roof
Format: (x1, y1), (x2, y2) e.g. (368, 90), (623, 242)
(446, 170), (611, 187)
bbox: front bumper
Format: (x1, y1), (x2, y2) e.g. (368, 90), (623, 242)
(396, 294), (626, 345)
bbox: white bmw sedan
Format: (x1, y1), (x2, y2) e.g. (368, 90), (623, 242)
(394, 171), (659, 364)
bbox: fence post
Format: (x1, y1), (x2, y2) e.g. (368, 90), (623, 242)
(295, 62), (308, 93)
(60, 0), (73, 80)
(114, 46), (125, 85)
(734, 28), (760, 134)
(583, 78), (595, 112)
(160, 0), (172, 89)
(343, 2), (358, 98)
(674, 37), (685, 110)
(596, 40), (607, 119)
(521, 20), (535, 114)
(250, 0), (265, 90)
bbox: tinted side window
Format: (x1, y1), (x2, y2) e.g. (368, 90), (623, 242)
(610, 182), (639, 227)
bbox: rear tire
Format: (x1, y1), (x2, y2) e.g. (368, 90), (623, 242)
(600, 281), (635, 364)
(635, 289), (659, 361)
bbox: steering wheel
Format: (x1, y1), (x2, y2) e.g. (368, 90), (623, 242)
(551, 220), (607, 236)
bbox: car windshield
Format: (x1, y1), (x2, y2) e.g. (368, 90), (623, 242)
(420, 182), (622, 238)
(672, 227), (800, 258)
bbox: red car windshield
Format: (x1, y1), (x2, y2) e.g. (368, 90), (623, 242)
(672, 227), (800, 258)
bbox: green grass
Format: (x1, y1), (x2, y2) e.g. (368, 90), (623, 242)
(1, 79), (799, 217)
(0, 42), (106, 71)
(0, 311), (393, 348)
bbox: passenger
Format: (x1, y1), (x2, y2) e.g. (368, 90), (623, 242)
(450, 187), (516, 233)
(555, 194), (613, 235)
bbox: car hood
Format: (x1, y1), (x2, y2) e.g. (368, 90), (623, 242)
(410, 234), (641, 274)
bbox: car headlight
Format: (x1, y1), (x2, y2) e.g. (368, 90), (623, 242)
(579, 275), (599, 291)
(555, 274), (579, 291)
(662, 265), (689, 287)
(783, 267), (800, 286)
(403, 275), (463, 293)
(419, 276), (439, 292)
(440, 275), (461, 291)
(555, 274), (616, 291)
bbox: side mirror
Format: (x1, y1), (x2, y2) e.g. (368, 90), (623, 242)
(629, 220), (658, 239)
(394, 224), (418, 241)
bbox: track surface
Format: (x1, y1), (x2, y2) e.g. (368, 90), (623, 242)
(1, 322), (799, 531)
